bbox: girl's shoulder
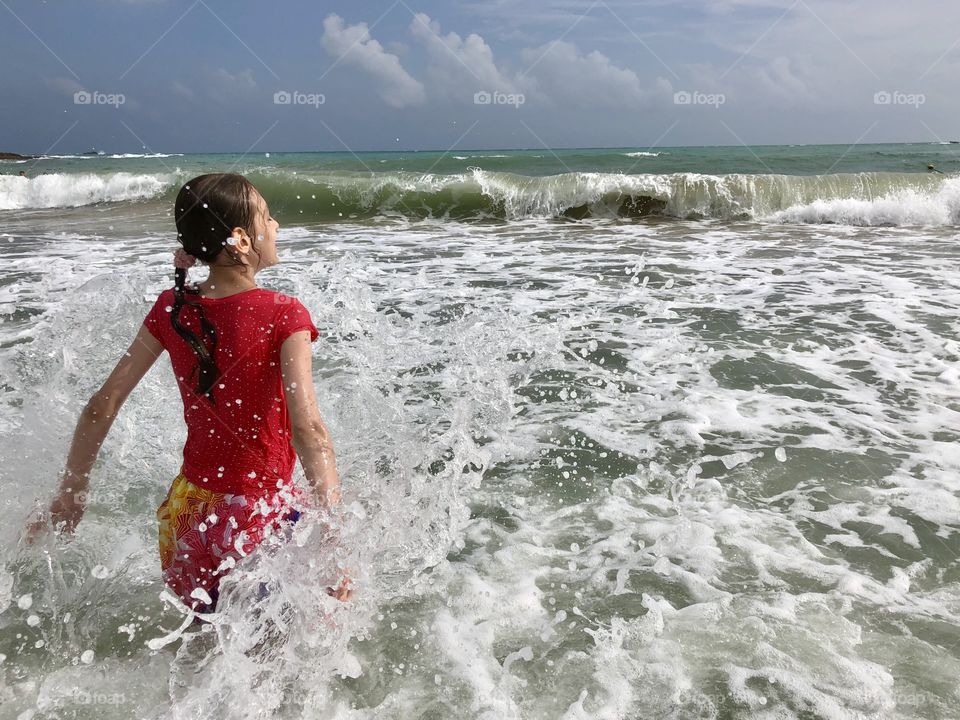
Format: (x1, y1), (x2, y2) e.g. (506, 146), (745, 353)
(255, 287), (309, 309)
(148, 286), (176, 306)
(149, 286), (310, 313)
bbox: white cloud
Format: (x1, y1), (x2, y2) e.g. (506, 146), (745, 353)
(202, 68), (257, 105)
(409, 13), (520, 96)
(755, 56), (810, 105)
(47, 76), (86, 97)
(321, 14), (426, 108)
(521, 41), (670, 108)
(167, 68), (256, 106)
(407, 14), (666, 110)
(171, 80), (195, 100)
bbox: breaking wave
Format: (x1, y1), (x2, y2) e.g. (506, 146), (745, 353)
(3, 168), (958, 226)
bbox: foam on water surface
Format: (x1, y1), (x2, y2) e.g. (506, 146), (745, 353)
(0, 216), (958, 718)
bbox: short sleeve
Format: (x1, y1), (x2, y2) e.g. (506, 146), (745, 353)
(275, 296), (319, 345)
(142, 291), (169, 347)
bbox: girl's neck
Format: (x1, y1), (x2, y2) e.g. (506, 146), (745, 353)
(196, 267), (258, 299)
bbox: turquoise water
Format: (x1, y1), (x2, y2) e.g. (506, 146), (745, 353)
(0, 145), (959, 719)
(13, 143), (960, 176)
(3, 143), (959, 224)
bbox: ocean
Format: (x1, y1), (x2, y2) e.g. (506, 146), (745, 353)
(0, 144), (959, 719)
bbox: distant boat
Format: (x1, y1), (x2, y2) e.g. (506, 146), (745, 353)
(81, 148), (105, 156)
(950, 140), (959, 144)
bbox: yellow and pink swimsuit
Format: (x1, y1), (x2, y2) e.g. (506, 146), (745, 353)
(156, 472), (302, 612)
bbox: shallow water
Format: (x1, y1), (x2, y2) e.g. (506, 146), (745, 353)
(1, 210), (959, 719)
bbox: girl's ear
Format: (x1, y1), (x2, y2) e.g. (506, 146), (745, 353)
(231, 227), (253, 254)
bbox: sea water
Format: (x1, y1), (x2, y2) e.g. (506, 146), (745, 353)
(0, 145), (959, 719)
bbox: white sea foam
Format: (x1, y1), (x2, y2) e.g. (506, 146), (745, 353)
(40, 153), (184, 159)
(0, 172), (175, 209)
(766, 177), (960, 226)
(1, 203), (959, 716)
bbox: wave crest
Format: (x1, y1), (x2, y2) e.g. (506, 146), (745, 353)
(3, 168), (957, 226)
(0, 172), (175, 210)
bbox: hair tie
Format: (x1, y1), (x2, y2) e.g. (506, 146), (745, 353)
(174, 247), (197, 270)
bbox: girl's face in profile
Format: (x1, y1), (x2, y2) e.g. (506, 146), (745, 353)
(251, 191), (280, 271)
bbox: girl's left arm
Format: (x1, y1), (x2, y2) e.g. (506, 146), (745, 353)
(25, 326), (164, 541)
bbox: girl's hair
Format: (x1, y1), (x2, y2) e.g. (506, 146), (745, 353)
(172, 173), (263, 402)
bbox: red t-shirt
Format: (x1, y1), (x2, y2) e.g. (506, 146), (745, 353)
(143, 286), (319, 496)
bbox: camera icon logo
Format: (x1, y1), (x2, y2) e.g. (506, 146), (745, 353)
(874, 91), (892, 105)
(74, 90), (92, 105)
(673, 91), (692, 105)
(274, 90), (292, 105)
(474, 90), (492, 105)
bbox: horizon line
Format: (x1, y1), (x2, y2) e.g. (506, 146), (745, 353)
(6, 140), (957, 157)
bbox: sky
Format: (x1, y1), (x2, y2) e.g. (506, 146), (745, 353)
(1, 0), (958, 153)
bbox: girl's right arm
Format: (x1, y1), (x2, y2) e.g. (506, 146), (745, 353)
(280, 330), (340, 507)
(281, 330), (351, 600)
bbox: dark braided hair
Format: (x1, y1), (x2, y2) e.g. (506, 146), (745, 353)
(172, 173), (262, 402)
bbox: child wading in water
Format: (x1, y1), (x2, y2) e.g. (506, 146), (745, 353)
(27, 173), (351, 611)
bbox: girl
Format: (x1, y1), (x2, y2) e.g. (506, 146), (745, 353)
(26, 173), (351, 611)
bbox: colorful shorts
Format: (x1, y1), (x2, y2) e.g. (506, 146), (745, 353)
(156, 472), (302, 613)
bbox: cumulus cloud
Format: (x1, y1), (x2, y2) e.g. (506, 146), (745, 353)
(407, 14), (667, 109)
(321, 14), (426, 108)
(521, 41), (671, 109)
(409, 13), (521, 97)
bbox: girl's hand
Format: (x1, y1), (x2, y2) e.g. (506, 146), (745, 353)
(24, 488), (86, 544)
(326, 569), (353, 601)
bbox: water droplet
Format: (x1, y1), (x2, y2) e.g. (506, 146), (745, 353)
(190, 587), (212, 604)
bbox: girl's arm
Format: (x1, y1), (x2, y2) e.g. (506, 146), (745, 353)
(280, 330), (340, 507)
(25, 326), (163, 540)
(280, 330), (351, 601)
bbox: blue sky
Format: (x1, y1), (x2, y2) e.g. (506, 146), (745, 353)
(1, 0), (958, 153)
